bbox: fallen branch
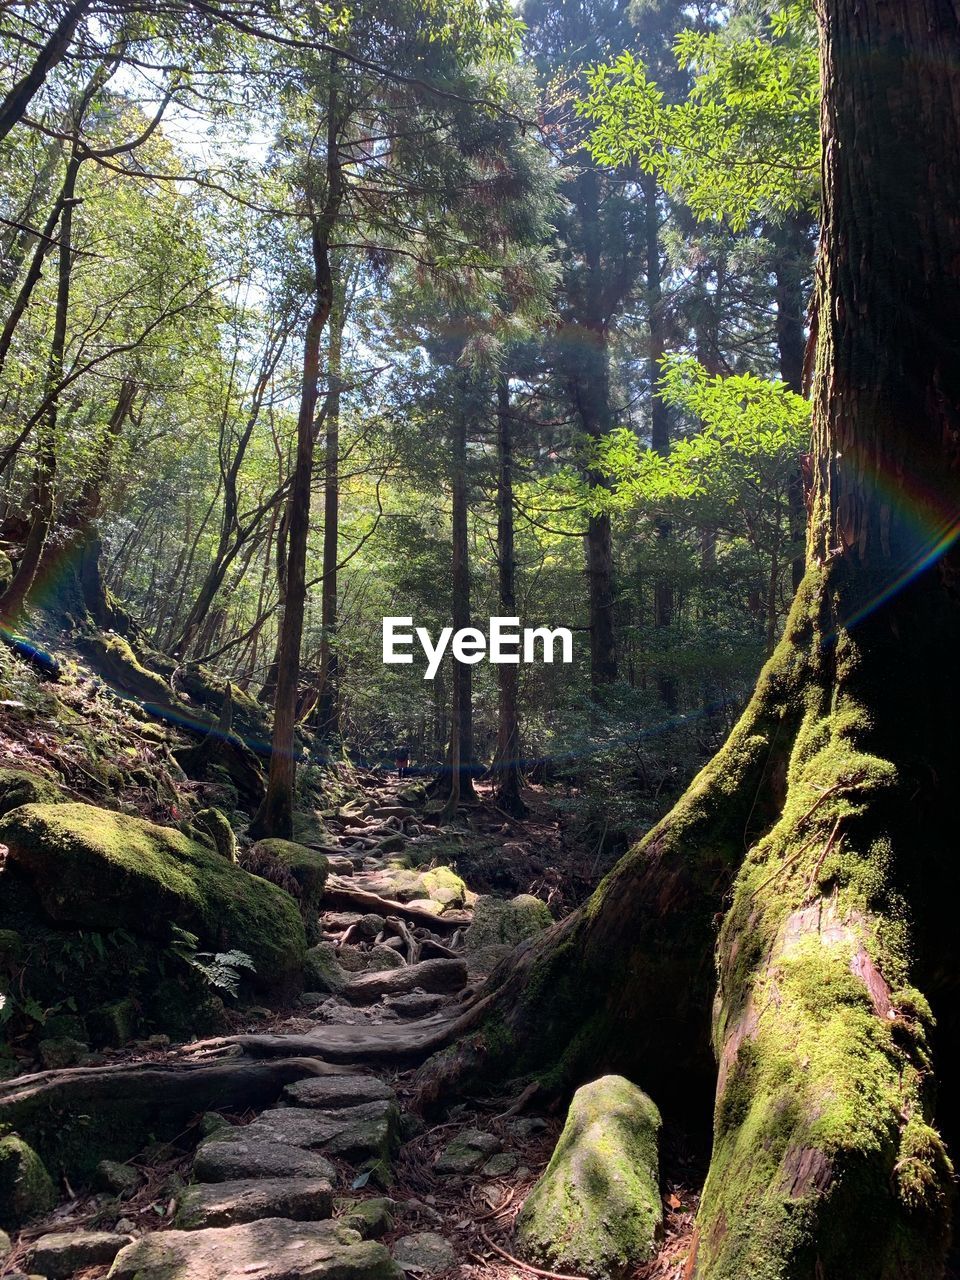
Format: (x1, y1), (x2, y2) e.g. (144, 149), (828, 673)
(323, 877), (465, 933)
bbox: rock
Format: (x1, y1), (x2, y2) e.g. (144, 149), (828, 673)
(504, 1116), (547, 1140)
(342, 958), (467, 1005)
(324, 912), (363, 931)
(304, 943), (347, 993)
(193, 807), (237, 862)
(0, 768), (64, 818)
(96, 1160), (143, 1198)
(375, 835), (406, 854)
(29, 1230), (135, 1278)
(465, 895), (552, 953)
(108, 1218), (402, 1280)
(371, 806), (416, 820)
(434, 1130), (500, 1175)
(481, 1153), (518, 1177)
(88, 997), (139, 1047)
(385, 992), (444, 1018)
(0, 803), (305, 995)
(517, 1075), (662, 1279)
(250, 839), (329, 911)
(38, 1036), (88, 1068)
(334, 1197), (394, 1239)
(0, 1228), (10, 1258)
(464, 943), (512, 978)
(241, 1101), (400, 1165)
(0, 1134), (57, 1230)
(392, 1232), (456, 1275)
(199, 1112), (233, 1138)
(194, 1138), (336, 1184)
(283, 1075), (395, 1110)
(404, 898), (442, 915)
(364, 944), (406, 973)
(326, 856), (355, 876)
(355, 914), (386, 940)
(175, 1177), (333, 1228)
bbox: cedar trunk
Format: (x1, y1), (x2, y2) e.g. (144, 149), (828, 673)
(419, 5), (960, 1276)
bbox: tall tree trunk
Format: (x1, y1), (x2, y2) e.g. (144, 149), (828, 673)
(250, 63), (343, 839)
(446, 381), (475, 804)
(570, 167), (617, 690)
(772, 213), (813, 593)
(0, 144), (80, 625)
(313, 285), (344, 739)
(645, 169), (676, 712)
(492, 375), (525, 815)
(419, 6), (960, 1276)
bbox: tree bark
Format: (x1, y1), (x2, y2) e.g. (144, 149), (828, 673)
(492, 375), (525, 814)
(312, 283), (344, 739)
(0, 0), (92, 144)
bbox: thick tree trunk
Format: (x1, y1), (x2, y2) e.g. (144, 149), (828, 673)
(421, 6), (960, 1277)
(493, 375), (525, 814)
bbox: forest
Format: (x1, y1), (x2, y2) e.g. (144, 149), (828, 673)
(0, 0), (958, 1278)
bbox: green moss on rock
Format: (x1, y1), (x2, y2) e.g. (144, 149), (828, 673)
(251, 839), (328, 911)
(193, 808), (238, 862)
(0, 803), (305, 993)
(0, 1134), (57, 1230)
(465, 894), (552, 952)
(517, 1075), (662, 1279)
(304, 943), (346, 994)
(0, 768), (64, 817)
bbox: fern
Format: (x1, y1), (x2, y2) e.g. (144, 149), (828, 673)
(168, 926), (256, 997)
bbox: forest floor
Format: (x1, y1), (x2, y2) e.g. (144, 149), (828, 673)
(0, 630), (700, 1280)
(1, 769), (702, 1279)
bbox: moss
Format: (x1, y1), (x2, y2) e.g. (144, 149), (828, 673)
(88, 998), (139, 1047)
(695, 594), (953, 1280)
(0, 768), (64, 817)
(304, 943), (346, 994)
(0, 1134), (57, 1230)
(251, 839), (328, 911)
(465, 894), (552, 951)
(0, 802), (305, 994)
(193, 807), (237, 862)
(419, 866), (468, 906)
(517, 1076), (662, 1279)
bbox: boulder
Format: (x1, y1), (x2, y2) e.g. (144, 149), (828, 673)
(250, 839), (329, 911)
(0, 803), (306, 994)
(283, 1076), (395, 1111)
(240, 1101), (400, 1165)
(194, 1138), (336, 1184)
(29, 1230), (134, 1279)
(392, 1232), (456, 1275)
(175, 1177), (333, 1228)
(0, 1134), (57, 1230)
(517, 1075), (662, 1279)
(464, 894), (552, 953)
(107, 1218), (402, 1280)
(37, 1036), (87, 1068)
(341, 958), (466, 1005)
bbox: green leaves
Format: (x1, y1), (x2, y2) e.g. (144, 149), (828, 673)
(579, 4), (819, 227)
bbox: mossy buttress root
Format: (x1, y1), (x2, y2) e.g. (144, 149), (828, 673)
(416, 575), (822, 1118)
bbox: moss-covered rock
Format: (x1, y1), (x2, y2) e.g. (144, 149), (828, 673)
(517, 1076), (662, 1279)
(303, 943), (346, 994)
(88, 997), (139, 1047)
(0, 768), (64, 818)
(250, 839), (328, 911)
(0, 803), (305, 994)
(193, 808), (238, 862)
(465, 894), (552, 952)
(0, 1134), (57, 1230)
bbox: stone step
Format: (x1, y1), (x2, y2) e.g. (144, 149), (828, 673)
(175, 1177), (333, 1229)
(28, 1230), (133, 1279)
(107, 1218), (401, 1280)
(194, 1137), (336, 1184)
(282, 1075), (396, 1110)
(248, 1100), (400, 1164)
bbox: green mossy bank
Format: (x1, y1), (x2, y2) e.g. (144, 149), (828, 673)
(0, 803), (306, 1000)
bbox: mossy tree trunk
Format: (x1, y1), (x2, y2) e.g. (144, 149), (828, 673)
(420, 5), (960, 1275)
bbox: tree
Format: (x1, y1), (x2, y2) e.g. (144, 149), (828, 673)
(418, 3), (960, 1275)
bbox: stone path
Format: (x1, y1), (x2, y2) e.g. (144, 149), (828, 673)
(5, 782), (558, 1280)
